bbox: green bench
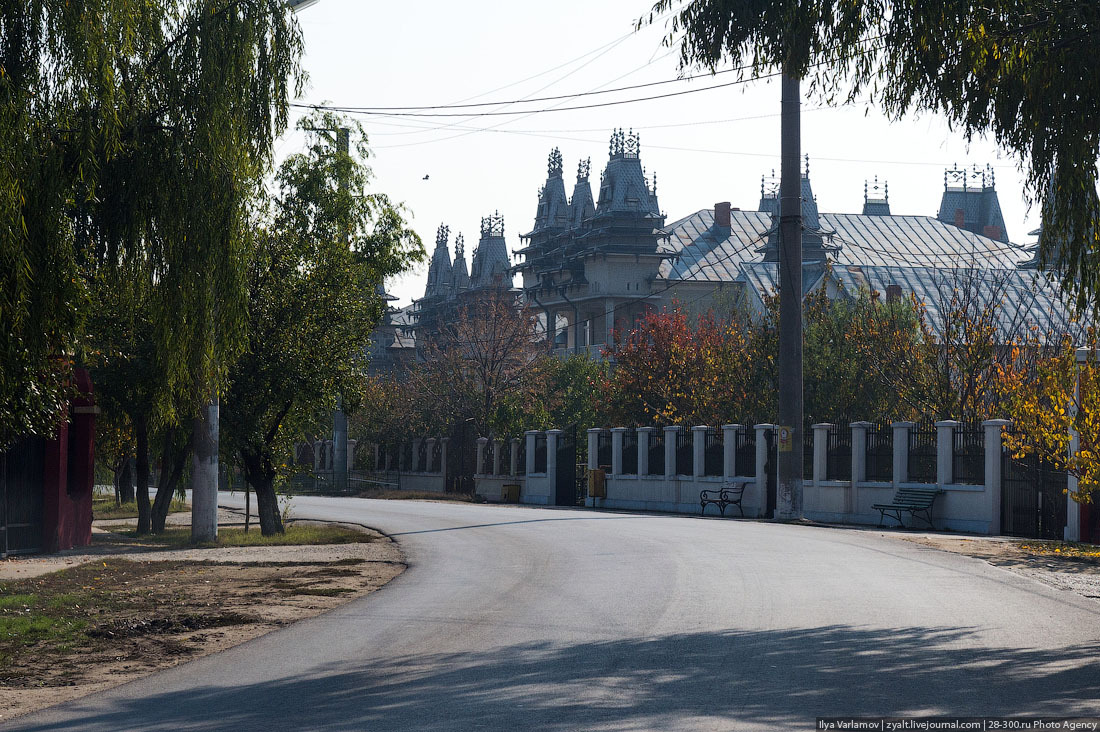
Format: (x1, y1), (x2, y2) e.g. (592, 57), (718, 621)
(872, 486), (943, 529)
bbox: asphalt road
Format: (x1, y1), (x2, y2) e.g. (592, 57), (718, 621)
(8, 496), (1100, 731)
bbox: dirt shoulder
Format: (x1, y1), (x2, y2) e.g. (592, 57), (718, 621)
(0, 509), (404, 723)
(898, 533), (1100, 600)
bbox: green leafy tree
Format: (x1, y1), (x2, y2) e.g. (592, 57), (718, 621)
(221, 113), (422, 535)
(2, 1), (304, 448)
(644, 0), (1100, 307)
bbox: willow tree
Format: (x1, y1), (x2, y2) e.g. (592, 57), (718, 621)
(644, 1), (1100, 307)
(221, 112), (422, 536)
(1, 2), (303, 467)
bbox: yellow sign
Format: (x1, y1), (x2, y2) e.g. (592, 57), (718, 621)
(778, 425), (793, 452)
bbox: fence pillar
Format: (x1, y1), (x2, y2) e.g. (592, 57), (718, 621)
(546, 430), (561, 490)
(587, 429), (601, 471)
(664, 426), (679, 478)
(892, 422), (914, 485)
(722, 424), (743, 478)
(637, 427), (654, 476)
(493, 438), (504, 476)
(611, 428), (627, 475)
(510, 438), (520, 477)
(811, 423), (833, 485)
(325, 440), (334, 470)
(475, 437), (488, 476)
(850, 422), (871, 484)
(347, 439), (357, 472)
(411, 438), (422, 473)
(425, 438), (437, 473)
(439, 438), (449, 477)
(313, 441), (323, 471)
(692, 426), (708, 478)
(935, 420), (959, 486)
(755, 423), (776, 518)
(525, 431), (538, 475)
(984, 419), (1010, 535)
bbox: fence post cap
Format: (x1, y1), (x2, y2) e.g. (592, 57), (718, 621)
(849, 421), (874, 428)
(721, 423), (744, 431)
(610, 426), (630, 432)
(636, 426), (656, 433)
(934, 419), (961, 428)
(891, 421), (916, 429)
(476, 436), (489, 445)
(663, 425), (682, 433)
(691, 425), (709, 432)
(587, 427), (604, 434)
(810, 422), (835, 430)
(754, 423), (778, 430)
(982, 418), (1013, 427)
(1076, 347), (1094, 362)
(546, 429), (563, 435)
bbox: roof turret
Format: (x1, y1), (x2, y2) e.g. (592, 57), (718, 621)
(760, 156), (831, 262)
(569, 157), (595, 229)
(862, 176), (891, 216)
(531, 148), (570, 234)
(595, 129), (660, 218)
(470, 212), (511, 289)
(936, 164), (1009, 243)
(423, 224), (454, 299)
(451, 233), (470, 293)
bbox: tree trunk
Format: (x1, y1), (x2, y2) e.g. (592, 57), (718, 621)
(151, 427), (191, 534)
(244, 481), (251, 533)
(242, 451), (283, 536)
(134, 413), (151, 535)
(118, 458), (134, 503)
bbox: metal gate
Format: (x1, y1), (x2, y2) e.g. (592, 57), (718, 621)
(1, 437), (46, 556)
(1002, 451), (1067, 539)
(554, 428), (579, 506)
(447, 421), (476, 495)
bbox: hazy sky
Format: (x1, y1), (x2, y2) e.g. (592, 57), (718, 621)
(284, 0), (1039, 306)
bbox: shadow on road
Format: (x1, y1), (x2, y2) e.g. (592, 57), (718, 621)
(15, 624), (1100, 731)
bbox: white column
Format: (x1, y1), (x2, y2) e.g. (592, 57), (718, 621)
(935, 420), (958, 486)
(525, 431), (538, 475)
(611, 428), (626, 475)
(637, 427), (654, 476)
(811, 423), (833, 485)
(412, 438), (423, 473)
(493, 438), (504, 476)
(664, 426), (679, 478)
(475, 437), (488, 476)
(892, 422), (914, 485)
(510, 438), (520, 477)
(723, 424), (742, 478)
(440, 437), (449, 477)
(425, 438), (437, 473)
(587, 429), (601, 471)
(546, 430), (561, 490)
(692, 426), (708, 478)
(983, 419), (1010, 535)
(850, 422), (871, 484)
(347, 439), (357, 471)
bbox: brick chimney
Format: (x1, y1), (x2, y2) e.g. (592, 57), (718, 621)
(886, 283), (903, 303)
(714, 201), (731, 227)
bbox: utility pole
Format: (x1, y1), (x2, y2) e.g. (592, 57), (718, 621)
(332, 126), (350, 492)
(775, 72), (804, 520)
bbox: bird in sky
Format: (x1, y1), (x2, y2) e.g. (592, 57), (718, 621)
(422, 174), (430, 180)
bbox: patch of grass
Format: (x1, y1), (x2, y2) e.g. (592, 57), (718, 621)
(115, 524), (372, 549)
(0, 589), (91, 653)
(93, 498), (189, 521)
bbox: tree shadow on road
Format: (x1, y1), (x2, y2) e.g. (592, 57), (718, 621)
(13, 624), (1100, 731)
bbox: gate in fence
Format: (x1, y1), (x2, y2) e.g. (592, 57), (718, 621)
(1001, 450), (1067, 540)
(447, 422), (477, 494)
(555, 428), (580, 506)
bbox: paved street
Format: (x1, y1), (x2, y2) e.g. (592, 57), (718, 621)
(7, 497), (1100, 731)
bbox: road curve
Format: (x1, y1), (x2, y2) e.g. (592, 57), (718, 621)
(6, 496), (1100, 731)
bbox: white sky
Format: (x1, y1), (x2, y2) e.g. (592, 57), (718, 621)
(284, 0), (1040, 307)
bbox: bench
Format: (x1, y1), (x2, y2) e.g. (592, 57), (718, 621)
(872, 486), (943, 528)
(700, 480), (750, 517)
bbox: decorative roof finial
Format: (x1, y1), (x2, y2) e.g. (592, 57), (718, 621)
(624, 128), (640, 158)
(804, 153), (810, 178)
(455, 233), (464, 259)
(577, 157), (590, 181)
(435, 223), (450, 249)
(884, 180), (889, 202)
(651, 171), (658, 196)
(548, 147), (563, 178)
(481, 210), (505, 238)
